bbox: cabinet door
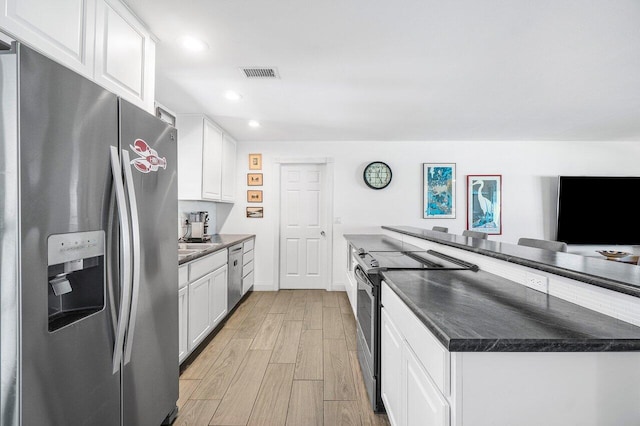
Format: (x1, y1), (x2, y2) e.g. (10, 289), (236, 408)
(0, 0), (95, 76)
(94, 0), (155, 113)
(381, 307), (403, 426)
(188, 273), (212, 352)
(202, 119), (223, 200)
(220, 133), (236, 202)
(178, 286), (189, 363)
(404, 344), (450, 426)
(210, 265), (228, 327)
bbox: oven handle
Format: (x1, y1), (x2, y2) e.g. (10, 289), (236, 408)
(354, 265), (374, 298)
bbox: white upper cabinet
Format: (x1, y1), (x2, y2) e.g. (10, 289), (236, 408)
(176, 113), (237, 202)
(0, 0), (155, 113)
(94, 0), (155, 112)
(202, 119), (223, 200)
(0, 0), (95, 76)
(221, 133), (236, 202)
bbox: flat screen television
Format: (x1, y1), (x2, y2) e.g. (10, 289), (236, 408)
(556, 176), (640, 245)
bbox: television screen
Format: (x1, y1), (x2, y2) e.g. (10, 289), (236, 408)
(556, 176), (640, 245)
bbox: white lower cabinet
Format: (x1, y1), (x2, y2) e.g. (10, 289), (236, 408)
(242, 238), (255, 294)
(209, 264), (228, 327)
(188, 272), (213, 351)
(404, 344), (450, 426)
(188, 264), (228, 353)
(381, 281), (449, 426)
(345, 245), (358, 316)
(178, 285), (188, 363)
(381, 308), (403, 426)
(180, 249), (228, 363)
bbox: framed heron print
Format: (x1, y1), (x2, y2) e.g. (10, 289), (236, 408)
(467, 175), (502, 235)
(423, 163), (456, 218)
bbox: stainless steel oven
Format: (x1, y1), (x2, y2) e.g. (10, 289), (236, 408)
(351, 247), (479, 413)
(354, 264), (381, 411)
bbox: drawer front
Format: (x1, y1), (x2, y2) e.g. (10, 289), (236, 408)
(179, 265), (189, 289)
(189, 249), (228, 282)
(243, 260), (254, 277)
(382, 281), (450, 395)
(243, 238), (254, 253)
(243, 249), (254, 266)
(242, 270), (254, 294)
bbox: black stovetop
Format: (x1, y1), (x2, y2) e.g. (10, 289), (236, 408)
(356, 249), (478, 273)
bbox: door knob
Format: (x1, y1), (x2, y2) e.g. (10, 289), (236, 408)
(321, 231), (326, 236)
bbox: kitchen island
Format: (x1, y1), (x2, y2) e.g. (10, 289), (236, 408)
(345, 232), (640, 426)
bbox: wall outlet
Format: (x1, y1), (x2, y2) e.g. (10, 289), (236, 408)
(525, 272), (548, 293)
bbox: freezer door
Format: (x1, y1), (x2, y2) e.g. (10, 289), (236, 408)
(118, 99), (179, 426)
(14, 44), (120, 425)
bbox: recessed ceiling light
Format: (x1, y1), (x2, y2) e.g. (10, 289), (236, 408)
(225, 91), (242, 101)
(181, 36), (208, 52)
(248, 120), (260, 128)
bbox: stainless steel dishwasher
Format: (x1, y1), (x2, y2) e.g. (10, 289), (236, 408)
(228, 243), (243, 311)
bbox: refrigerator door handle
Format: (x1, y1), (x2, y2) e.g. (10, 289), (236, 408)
(106, 187), (118, 337)
(122, 150), (141, 365)
(110, 146), (133, 374)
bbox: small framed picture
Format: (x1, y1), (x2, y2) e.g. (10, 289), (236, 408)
(423, 163), (456, 218)
(246, 207), (264, 218)
(247, 173), (263, 186)
(247, 190), (263, 203)
(467, 175), (502, 235)
(249, 153), (262, 170)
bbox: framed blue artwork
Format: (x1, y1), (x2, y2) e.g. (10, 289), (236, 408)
(423, 163), (456, 218)
(467, 175), (502, 235)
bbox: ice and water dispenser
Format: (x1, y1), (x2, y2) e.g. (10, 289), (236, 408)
(47, 231), (105, 332)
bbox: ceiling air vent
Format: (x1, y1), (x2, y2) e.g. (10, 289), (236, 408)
(240, 67), (280, 78)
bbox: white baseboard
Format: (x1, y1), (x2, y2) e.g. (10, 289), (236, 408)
(252, 283), (347, 291)
(252, 284), (276, 291)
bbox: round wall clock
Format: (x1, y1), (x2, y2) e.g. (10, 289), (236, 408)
(363, 161), (392, 189)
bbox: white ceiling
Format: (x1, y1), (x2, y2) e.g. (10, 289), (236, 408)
(123, 0), (640, 142)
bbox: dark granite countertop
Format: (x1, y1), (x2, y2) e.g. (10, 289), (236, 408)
(382, 269), (640, 352)
(343, 234), (427, 252)
(383, 225), (640, 298)
(178, 234), (254, 265)
(344, 233), (640, 352)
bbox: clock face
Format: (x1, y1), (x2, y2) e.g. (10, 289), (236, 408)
(363, 161), (392, 189)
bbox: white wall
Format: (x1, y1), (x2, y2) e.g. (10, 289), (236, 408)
(217, 140), (640, 290)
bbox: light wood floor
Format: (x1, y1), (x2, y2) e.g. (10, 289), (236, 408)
(176, 289), (390, 426)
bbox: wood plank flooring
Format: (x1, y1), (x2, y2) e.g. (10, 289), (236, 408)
(176, 290), (390, 426)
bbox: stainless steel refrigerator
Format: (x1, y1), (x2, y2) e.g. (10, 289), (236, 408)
(1, 43), (179, 425)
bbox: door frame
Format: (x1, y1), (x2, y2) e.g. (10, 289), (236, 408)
(273, 157), (334, 291)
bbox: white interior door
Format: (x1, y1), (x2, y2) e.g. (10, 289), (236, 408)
(279, 163), (328, 289)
